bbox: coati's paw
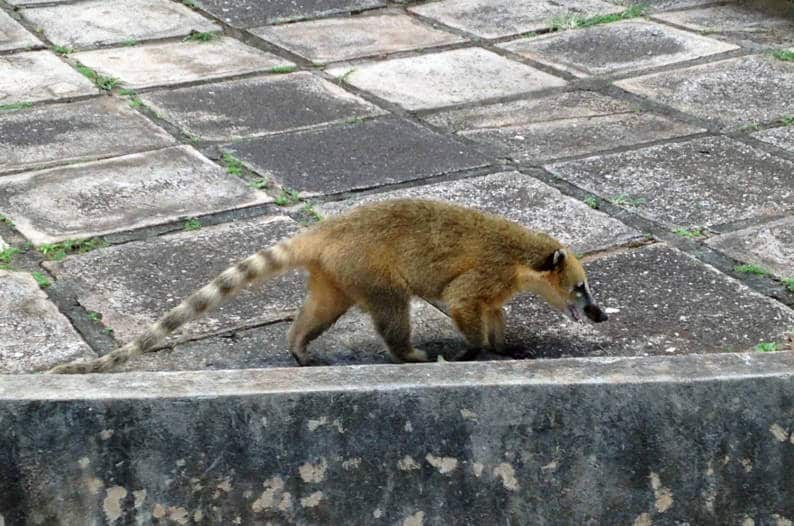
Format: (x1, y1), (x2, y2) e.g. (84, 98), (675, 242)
(403, 349), (429, 362)
(290, 350), (319, 366)
(453, 347), (481, 361)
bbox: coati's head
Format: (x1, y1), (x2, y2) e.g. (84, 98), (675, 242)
(521, 248), (608, 323)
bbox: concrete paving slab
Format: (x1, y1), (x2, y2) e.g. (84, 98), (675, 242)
(460, 112), (701, 162)
(753, 125), (794, 154)
(251, 12), (463, 64)
(500, 20), (738, 78)
(4, 0), (71, 5)
(72, 37), (292, 90)
(140, 72), (384, 141)
(424, 90), (632, 130)
(409, 0), (622, 39)
(0, 97), (176, 174)
(318, 171), (640, 254)
(706, 217), (794, 279)
(501, 243), (794, 359)
(0, 51), (97, 106)
(0, 270), (96, 373)
(545, 136), (794, 229)
(327, 47), (566, 110)
(653, 4), (794, 47)
(0, 9), (40, 51)
(195, 0), (385, 28)
(425, 91), (703, 162)
(20, 0), (220, 49)
(223, 117), (488, 195)
(607, 0), (727, 11)
(45, 216), (305, 343)
(0, 146), (271, 244)
(615, 54), (794, 128)
(117, 300), (467, 371)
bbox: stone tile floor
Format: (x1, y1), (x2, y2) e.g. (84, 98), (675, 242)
(0, 0), (792, 373)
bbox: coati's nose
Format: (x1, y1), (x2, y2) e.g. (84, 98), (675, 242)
(584, 304), (608, 323)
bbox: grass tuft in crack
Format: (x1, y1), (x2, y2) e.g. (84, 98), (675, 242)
(275, 187), (300, 206)
(184, 31), (216, 42)
(549, 4), (647, 31)
(31, 271), (50, 288)
(183, 217), (202, 231)
(75, 62), (119, 91)
(734, 264), (769, 276)
(672, 227), (706, 239)
(0, 247), (20, 264)
(250, 178), (269, 190)
(270, 65), (297, 74)
(0, 102), (33, 112)
(755, 341), (778, 352)
(38, 238), (107, 261)
(51, 44), (73, 55)
(222, 153), (244, 176)
(770, 49), (794, 62)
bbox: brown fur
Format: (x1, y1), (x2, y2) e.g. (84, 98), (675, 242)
(49, 199), (604, 374)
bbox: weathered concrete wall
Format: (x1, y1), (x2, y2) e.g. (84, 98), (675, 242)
(1, 353), (793, 525)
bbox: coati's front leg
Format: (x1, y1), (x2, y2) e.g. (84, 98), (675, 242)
(365, 292), (428, 363)
(288, 271), (352, 365)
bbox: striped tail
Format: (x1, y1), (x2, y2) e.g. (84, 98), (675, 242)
(48, 240), (296, 374)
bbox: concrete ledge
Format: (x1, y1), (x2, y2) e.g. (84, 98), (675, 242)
(1, 353), (793, 524)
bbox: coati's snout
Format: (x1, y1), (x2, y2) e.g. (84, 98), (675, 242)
(538, 248), (609, 324)
(584, 303), (608, 323)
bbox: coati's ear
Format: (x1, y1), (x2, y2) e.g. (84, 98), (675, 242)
(539, 249), (566, 271)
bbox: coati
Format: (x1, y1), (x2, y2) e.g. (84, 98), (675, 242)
(49, 199), (607, 374)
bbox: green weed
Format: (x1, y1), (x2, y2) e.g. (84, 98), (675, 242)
(87, 311), (102, 322)
(222, 153), (244, 176)
(779, 115), (794, 126)
(0, 214), (15, 226)
(549, 4), (647, 30)
(583, 195), (598, 209)
(184, 31), (216, 42)
(51, 44), (73, 55)
(31, 271), (50, 288)
(301, 203), (322, 222)
(672, 227), (706, 239)
(38, 238), (107, 261)
(270, 65), (297, 74)
(610, 194), (646, 207)
(75, 62), (119, 91)
(755, 341), (778, 352)
(783, 278), (794, 292)
(274, 188), (300, 206)
(249, 178), (269, 190)
(734, 264), (769, 276)
(183, 217), (202, 231)
(0, 102), (33, 112)
(0, 247), (20, 263)
(771, 49), (794, 62)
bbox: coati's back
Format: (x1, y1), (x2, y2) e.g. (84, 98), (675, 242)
(301, 199), (563, 300)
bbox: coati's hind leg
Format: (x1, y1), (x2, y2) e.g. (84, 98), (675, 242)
(288, 271), (352, 365)
(366, 293), (428, 363)
(485, 307), (506, 354)
(448, 301), (488, 361)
